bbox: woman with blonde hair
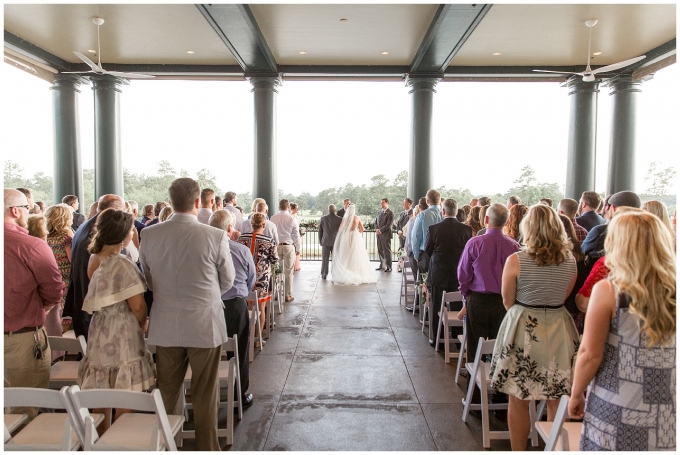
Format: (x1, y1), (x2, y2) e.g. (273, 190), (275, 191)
(158, 205), (173, 222)
(489, 204), (578, 450)
(249, 198), (266, 218)
(504, 203), (528, 242)
(642, 200), (673, 233)
(569, 211), (675, 450)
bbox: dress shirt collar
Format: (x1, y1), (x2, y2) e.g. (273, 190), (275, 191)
(167, 212), (198, 223)
(485, 227), (505, 235)
(4, 221), (28, 235)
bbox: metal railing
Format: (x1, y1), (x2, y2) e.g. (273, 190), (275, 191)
(298, 229), (401, 262)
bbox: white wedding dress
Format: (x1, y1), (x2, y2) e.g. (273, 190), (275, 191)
(331, 205), (378, 286)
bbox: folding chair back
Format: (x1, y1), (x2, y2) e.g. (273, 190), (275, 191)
(536, 395), (581, 451)
(434, 291), (464, 356)
(247, 290), (263, 360)
(48, 336), (87, 355)
(222, 335), (243, 419)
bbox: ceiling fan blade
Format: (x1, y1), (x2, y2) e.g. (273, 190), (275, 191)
(105, 70), (155, 79)
(59, 71), (95, 74)
(532, 69), (584, 75)
(591, 55), (646, 74)
(73, 51), (102, 72)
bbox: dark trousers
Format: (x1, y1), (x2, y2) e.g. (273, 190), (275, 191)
(377, 235), (392, 269)
(223, 297), (250, 396)
(321, 246), (333, 278)
(72, 311), (91, 341)
(465, 291), (506, 359)
(417, 251), (430, 274)
(430, 282), (463, 341)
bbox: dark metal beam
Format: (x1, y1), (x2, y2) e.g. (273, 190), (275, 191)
(195, 4), (277, 73)
(4, 30), (70, 71)
(410, 4), (492, 74)
(622, 38), (676, 75)
(68, 62), (244, 76)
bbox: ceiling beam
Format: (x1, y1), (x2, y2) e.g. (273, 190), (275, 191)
(624, 38), (676, 79)
(195, 4), (277, 73)
(4, 30), (70, 71)
(410, 4), (492, 74)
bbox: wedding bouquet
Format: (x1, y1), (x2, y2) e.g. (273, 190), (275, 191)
(396, 247), (405, 272)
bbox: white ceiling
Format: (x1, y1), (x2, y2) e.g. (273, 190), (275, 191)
(3, 4), (677, 70)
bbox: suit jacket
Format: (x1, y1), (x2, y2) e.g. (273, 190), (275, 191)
(375, 208), (394, 239)
(318, 213), (343, 247)
(139, 213), (235, 348)
(134, 220), (146, 239)
(71, 212), (86, 232)
(575, 210), (606, 232)
(63, 214), (99, 319)
(581, 223), (607, 261)
(396, 208), (413, 232)
(336, 208), (346, 219)
(424, 217), (472, 288)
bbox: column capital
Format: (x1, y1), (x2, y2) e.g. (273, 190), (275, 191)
(562, 76), (600, 96)
(50, 74), (90, 93)
(405, 74), (442, 94)
(90, 74), (130, 92)
(246, 73), (282, 93)
(604, 75), (643, 95)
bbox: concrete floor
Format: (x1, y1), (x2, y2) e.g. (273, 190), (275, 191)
(182, 262), (541, 451)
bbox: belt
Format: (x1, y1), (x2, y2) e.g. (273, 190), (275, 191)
(4, 326), (41, 335)
(279, 243), (292, 246)
(514, 301), (564, 310)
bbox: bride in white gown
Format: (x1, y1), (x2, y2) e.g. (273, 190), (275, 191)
(331, 204), (378, 286)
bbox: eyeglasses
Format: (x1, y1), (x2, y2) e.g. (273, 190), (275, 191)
(10, 205), (30, 210)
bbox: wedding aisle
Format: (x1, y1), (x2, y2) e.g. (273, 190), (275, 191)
(182, 263), (518, 451)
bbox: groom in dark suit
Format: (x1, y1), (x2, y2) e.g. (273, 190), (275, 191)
(336, 199), (350, 219)
(375, 198), (394, 272)
(318, 204), (343, 279)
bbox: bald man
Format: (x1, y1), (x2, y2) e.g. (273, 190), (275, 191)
(63, 194), (125, 339)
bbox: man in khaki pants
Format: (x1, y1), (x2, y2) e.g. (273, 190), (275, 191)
(270, 199), (300, 302)
(4, 189), (63, 419)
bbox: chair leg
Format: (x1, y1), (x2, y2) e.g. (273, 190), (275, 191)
(462, 364), (475, 423)
(249, 310), (256, 362)
(529, 400), (539, 447)
(436, 309), (444, 352)
(455, 333), (467, 383)
(480, 370), (491, 449)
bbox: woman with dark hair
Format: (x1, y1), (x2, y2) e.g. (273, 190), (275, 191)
(559, 213), (589, 334)
(465, 205), (484, 236)
(77, 209), (155, 429)
(504, 203), (528, 242)
(140, 204), (154, 224)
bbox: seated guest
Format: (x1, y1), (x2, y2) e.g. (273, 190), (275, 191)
(506, 195), (521, 209)
(158, 206), (173, 222)
(224, 191), (244, 228)
(140, 204), (154, 224)
(465, 205), (484, 236)
(558, 198), (588, 243)
(489, 204), (578, 450)
(241, 201), (278, 243)
(145, 201), (168, 226)
(62, 195), (85, 231)
(209, 209), (256, 409)
(78, 208), (155, 430)
(582, 191), (640, 264)
(26, 214), (48, 241)
(503, 204), (528, 243)
(87, 201), (98, 220)
(238, 213), (278, 345)
(559, 214), (589, 334)
(575, 191), (605, 232)
(569, 210), (676, 451)
(197, 188), (215, 224)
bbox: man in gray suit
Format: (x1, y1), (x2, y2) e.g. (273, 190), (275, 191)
(375, 198), (395, 272)
(318, 204), (343, 279)
(140, 178), (235, 451)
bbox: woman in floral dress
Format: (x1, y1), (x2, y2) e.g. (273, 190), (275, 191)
(238, 213), (278, 345)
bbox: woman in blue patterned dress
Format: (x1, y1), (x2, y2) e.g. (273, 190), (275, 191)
(569, 209), (676, 451)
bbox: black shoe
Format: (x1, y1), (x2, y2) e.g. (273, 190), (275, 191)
(321, 275), (327, 279)
(405, 306), (414, 311)
(375, 267), (384, 271)
(385, 268), (392, 272)
(429, 339), (436, 347)
(242, 393), (254, 410)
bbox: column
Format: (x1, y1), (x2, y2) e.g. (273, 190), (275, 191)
(405, 75), (441, 201)
(248, 74), (282, 208)
(91, 75), (128, 199)
(50, 74), (88, 210)
(606, 76), (642, 195)
(564, 77), (599, 200)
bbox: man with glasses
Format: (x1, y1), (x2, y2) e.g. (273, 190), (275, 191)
(4, 189), (63, 419)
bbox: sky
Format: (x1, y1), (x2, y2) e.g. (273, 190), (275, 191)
(2, 60), (677, 197)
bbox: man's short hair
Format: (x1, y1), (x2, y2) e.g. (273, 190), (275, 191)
(539, 198), (553, 207)
(507, 195), (521, 206)
(224, 191), (237, 203)
(256, 202), (268, 213)
(442, 199), (458, 216)
(418, 197), (428, 211)
(208, 209), (234, 231)
(381, 198), (389, 204)
(487, 203), (509, 228)
(558, 198), (579, 218)
(200, 188), (215, 206)
(16, 188), (32, 198)
(127, 200), (139, 212)
(426, 189), (441, 205)
(404, 198), (413, 205)
(478, 196), (491, 206)
(581, 191), (602, 210)
(62, 195), (78, 206)
(98, 195), (125, 212)
(169, 178), (200, 213)
(343, 198), (350, 204)
(279, 199), (290, 211)
(328, 204), (336, 215)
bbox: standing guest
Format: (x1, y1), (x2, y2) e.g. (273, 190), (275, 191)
(396, 198), (414, 250)
(26, 214), (48, 241)
(124, 201), (132, 214)
(209, 210), (255, 409)
(140, 178), (235, 451)
(248, 198), (266, 219)
(478, 196), (491, 207)
(34, 201), (46, 214)
(4, 189), (63, 419)
(507, 195), (521, 209)
(290, 203), (303, 271)
(469, 198), (479, 207)
(539, 197), (553, 208)
(489, 204), (578, 450)
(224, 191), (244, 229)
(458, 203), (519, 358)
(569, 211), (676, 451)
(461, 204), (472, 221)
(241, 202), (276, 242)
(411, 189), (442, 275)
(63, 195), (125, 340)
(582, 190), (640, 263)
(455, 208), (466, 222)
(63, 195), (86, 231)
(140, 204), (154, 224)
(270, 199), (300, 302)
(318, 204), (343, 280)
(145, 201), (168, 227)
(424, 199), (472, 346)
(78, 209), (155, 429)
(575, 190), (605, 232)
(45, 204), (74, 360)
(405, 206), (421, 284)
(197, 188), (215, 224)
(503, 204), (528, 242)
(558, 198), (588, 243)
(127, 200), (146, 238)
(465, 205), (484, 236)
(158, 206), (173, 222)
(238, 213), (278, 346)
(643, 200), (673, 233)
(336, 199), (351, 219)
(16, 187), (35, 210)
(214, 196), (223, 211)
(87, 202), (99, 220)
(559, 214), (589, 334)
(375, 198), (395, 272)
(475, 205), (491, 236)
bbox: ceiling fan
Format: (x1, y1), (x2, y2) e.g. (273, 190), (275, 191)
(533, 19), (645, 82)
(63, 16), (154, 79)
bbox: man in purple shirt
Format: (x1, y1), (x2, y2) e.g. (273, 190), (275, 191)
(457, 203), (520, 357)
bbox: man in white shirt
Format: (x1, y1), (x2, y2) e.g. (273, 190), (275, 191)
(269, 199), (300, 302)
(196, 188), (215, 224)
(140, 178), (235, 451)
(223, 191), (244, 229)
(241, 201), (279, 244)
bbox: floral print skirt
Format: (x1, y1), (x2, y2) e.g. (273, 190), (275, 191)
(489, 304), (579, 400)
(78, 301), (156, 391)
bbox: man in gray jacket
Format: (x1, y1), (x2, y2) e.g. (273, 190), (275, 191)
(318, 204), (343, 279)
(375, 198), (395, 272)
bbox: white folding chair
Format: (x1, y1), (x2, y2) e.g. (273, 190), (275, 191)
(49, 335), (87, 390)
(4, 387), (80, 451)
(248, 291), (263, 361)
(461, 338), (538, 448)
(222, 336), (243, 420)
(399, 261), (415, 306)
(454, 318), (468, 383)
(3, 414), (28, 435)
(274, 273), (284, 314)
(68, 386), (183, 451)
(535, 395), (581, 451)
(434, 291), (465, 360)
